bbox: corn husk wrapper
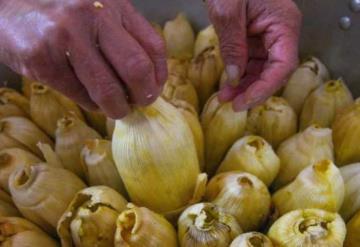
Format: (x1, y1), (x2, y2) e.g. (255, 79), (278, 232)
(55, 114), (101, 179)
(83, 110), (107, 137)
(300, 79), (353, 130)
(0, 117), (53, 157)
(188, 45), (224, 107)
(115, 203), (177, 247)
(344, 210), (360, 246)
(112, 98), (207, 215)
(178, 202), (242, 247)
(167, 59), (189, 78)
(166, 99), (204, 170)
(333, 98), (360, 166)
(80, 139), (127, 196)
(0, 148), (41, 192)
(162, 74), (199, 112)
(230, 232), (273, 247)
(9, 164), (86, 235)
(0, 88), (30, 115)
(21, 77), (36, 98)
(273, 160), (345, 216)
(303, 56), (330, 81)
(201, 94), (247, 175)
(273, 125), (334, 189)
(30, 83), (84, 137)
(206, 172), (271, 231)
(164, 13), (194, 60)
(193, 25), (219, 58)
(0, 189), (21, 217)
(282, 60), (325, 114)
(0, 217), (58, 246)
(57, 186), (127, 247)
(106, 117), (115, 139)
(247, 97), (297, 148)
(268, 209), (346, 247)
(217, 136), (280, 186)
(339, 163), (360, 221)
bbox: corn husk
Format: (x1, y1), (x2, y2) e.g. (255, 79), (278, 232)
(0, 117), (53, 157)
(303, 56), (330, 81)
(206, 172), (271, 231)
(9, 164), (86, 235)
(201, 94), (247, 175)
(165, 99), (204, 170)
(193, 25), (219, 58)
(55, 114), (101, 179)
(282, 60), (325, 114)
(0, 88), (30, 115)
(0, 148), (41, 192)
(178, 202), (242, 247)
(22, 77), (36, 98)
(268, 209), (346, 247)
(344, 210), (360, 246)
(115, 203), (177, 247)
(57, 186), (127, 247)
(339, 163), (360, 221)
(247, 97), (297, 148)
(167, 59), (189, 78)
(0, 189), (21, 217)
(112, 98), (207, 215)
(83, 110), (107, 137)
(0, 90), (29, 120)
(164, 13), (194, 60)
(230, 232), (273, 247)
(0, 217), (58, 246)
(162, 74), (199, 112)
(217, 136), (280, 186)
(273, 125), (334, 189)
(80, 139), (127, 196)
(106, 117), (115, 139)
(273, 160), (344, 216)
(300, 79), (353, 130)
(30, 83), (84, 137)
(333, 98), (360, 166)
(188, 45), (224, 107)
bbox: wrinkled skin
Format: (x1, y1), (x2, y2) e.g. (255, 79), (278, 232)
(0, 0), (301, 117)
(0, 0), (167, 118)
(207, 0), (302, 111)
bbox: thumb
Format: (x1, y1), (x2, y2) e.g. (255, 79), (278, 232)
(207, 0), (248, 86)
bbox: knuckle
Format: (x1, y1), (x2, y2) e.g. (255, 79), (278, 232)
(125, 54), (153, 81)
(91, 82), (121, 103)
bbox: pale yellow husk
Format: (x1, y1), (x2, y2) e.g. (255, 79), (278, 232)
(230, 232), (274, 247)
(273, 125), (334, 189)
(112, 98), (207, 214)
(115, 203), (177, 247)
(300, 79), (353, 130)
(272, 160), (345, 216)
(55, 114), (101, 179)
(206, 172), (271, 231)
(0, 116), (53, 157)
(0, 101), (27, 120)
(106, 117), (115, 139)
(162, 74), (199, 112)
(188, 45), (224, 107)
(282, 60), (325, 114)
(193, 25), (219, 58)
(0, 88), (30, 115)
(217, 136), (280, 186)
(268, 209), (346, 247)
(0, 216), (58, 246)
(167, 58), (190, 78)
(201, 94), (247, 175)
(164, 13), (195, 60)
(0, 189), (21, 217)
(344, 209), (360, 246)
(83, 110), (107, 137)
(21, 77), (36, 98)
(0, 148), (41, 192)
(303, 56), (330, 81)
(339, 163), (360, 221)
(178, 202), (242, 247)
(333, 98), (360, 166)
(30, 83), (84, 137)
(57, 186), (127, 247)
(9, 164), (86, 235)
(80, 139), (127, 196)
(247, 97), (297, 148)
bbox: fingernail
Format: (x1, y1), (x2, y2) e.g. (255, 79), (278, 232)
(225, 65), (241, 87)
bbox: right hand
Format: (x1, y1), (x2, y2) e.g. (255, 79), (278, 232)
(0, 0), (167, 119)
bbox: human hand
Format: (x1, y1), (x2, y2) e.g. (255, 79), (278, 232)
(0, 0), (167, 118)
(207, 0), (302, 111)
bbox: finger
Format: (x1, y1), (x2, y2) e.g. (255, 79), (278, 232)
(120, 1), (167, 86)
(98, 17), (161, 106)
(218, 74), (258, 102)
(67, 39), (131, 119)
(207, 0), (248, 83)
